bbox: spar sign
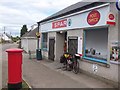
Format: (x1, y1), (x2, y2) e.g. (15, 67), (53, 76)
(106, 12), (116, 25)
(52, 19), (67, 29)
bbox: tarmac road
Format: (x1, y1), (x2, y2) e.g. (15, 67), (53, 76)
(1, 43), (18, 89)
(0, 44), (2, 89)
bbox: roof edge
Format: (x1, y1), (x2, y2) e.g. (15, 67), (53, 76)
(38, 2), (108, 24)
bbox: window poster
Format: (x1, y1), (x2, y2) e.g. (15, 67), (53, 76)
(110, 41), (120, 62)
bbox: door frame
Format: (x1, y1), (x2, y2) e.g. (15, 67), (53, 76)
(68, 36), (78, 55)
(48, 37), (55, 61)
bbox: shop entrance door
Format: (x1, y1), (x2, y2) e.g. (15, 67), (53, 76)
(68, 37), (78, 55)
(49, 38), (55, 61)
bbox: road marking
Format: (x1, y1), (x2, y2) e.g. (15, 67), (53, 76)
(0, 44), (2, 89)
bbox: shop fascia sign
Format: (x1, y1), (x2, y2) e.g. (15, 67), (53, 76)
(87, 10), (100, 25)
(106, 12), (116, 25)
(52, 19), (71, 29)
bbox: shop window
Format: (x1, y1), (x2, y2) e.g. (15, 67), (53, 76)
(83, 28), (108, 64)
(42, 33), (48, 50)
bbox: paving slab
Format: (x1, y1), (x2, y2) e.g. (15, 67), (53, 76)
(23, 53), (114, 88)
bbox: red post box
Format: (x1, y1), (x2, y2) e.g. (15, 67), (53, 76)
(6, 48), (23, 89)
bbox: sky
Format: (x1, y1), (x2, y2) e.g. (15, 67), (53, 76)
(0, 0), (82, 37)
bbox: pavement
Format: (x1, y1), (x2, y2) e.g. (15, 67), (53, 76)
(1, 43), (116, 89)
(23, 53), (115, 88)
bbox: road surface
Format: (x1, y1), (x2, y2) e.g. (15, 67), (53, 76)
(0, 44), (2, 89)
(1, 43), (18, 89)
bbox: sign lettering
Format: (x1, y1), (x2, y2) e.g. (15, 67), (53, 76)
(52, 19), (67, 29)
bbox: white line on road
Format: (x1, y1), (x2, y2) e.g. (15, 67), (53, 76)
(0, 44), (2, 89)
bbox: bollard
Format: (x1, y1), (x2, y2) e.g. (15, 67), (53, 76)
(28, 50), (31, 59)
(6, 48), (23, 89)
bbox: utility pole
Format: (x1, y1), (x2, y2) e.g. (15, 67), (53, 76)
(3, 26), (5, 34)
(36, 22), (42, 60)
(3, 26), (6, 40)
(10, 32), (11, 36)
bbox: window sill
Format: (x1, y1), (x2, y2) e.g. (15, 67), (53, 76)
(82, 56), (110, 68)
(42, 48), (48, 51)
(110, 61), (120, 65)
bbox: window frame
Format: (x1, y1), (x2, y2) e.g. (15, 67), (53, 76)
(41, 33), (48, 51)
(83, 27), (108, 64)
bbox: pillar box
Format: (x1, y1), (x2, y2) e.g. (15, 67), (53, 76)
(6, 48), (23, 89)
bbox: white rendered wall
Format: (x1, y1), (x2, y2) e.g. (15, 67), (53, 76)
(28, 38), (37, 52)
(21, 39), (28, 52)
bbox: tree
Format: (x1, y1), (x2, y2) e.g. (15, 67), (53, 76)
(11, 36), (20, 42)
(20, 25), (28, 37)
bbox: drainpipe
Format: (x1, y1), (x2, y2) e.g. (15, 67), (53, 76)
(27, 38), (29, 53)
(37, 22), (40, 49)
(36, 22), (42, 60)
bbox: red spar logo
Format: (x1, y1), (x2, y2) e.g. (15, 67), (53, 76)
(52, 19), (67, 29)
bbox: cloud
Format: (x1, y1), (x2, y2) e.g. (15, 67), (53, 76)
(0, 0), (81, 36)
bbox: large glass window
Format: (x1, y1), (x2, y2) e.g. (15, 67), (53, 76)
(42, 33), (48, 50)
(83, 27), (108, 64)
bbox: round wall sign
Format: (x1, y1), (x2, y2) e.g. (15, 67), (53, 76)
(109, 14), (115, 20)
(68, 19), (72, 26)
(116, 0), (120, 11)
(87, 10), (100, 25)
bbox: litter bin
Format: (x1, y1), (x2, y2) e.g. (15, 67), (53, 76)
(36, 49), (42, 60)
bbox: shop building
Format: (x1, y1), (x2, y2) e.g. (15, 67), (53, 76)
(21, 27), (39, 53)
(38, 1), (120, 87)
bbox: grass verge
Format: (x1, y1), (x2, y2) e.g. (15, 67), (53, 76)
(1, 80), (31, 90)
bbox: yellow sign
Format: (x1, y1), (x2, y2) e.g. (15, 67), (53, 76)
(36, 32), (40, 36)
(36, 32), (40, 38)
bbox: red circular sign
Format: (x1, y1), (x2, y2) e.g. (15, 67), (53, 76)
(109, 14), (114, 20)
(87, 10), (100, 25)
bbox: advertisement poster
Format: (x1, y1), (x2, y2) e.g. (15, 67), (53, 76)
(110, 42), (120, 62)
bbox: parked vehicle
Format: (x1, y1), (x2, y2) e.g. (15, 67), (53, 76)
(60, 53), (82, 74)
(72, 54), (82, 74)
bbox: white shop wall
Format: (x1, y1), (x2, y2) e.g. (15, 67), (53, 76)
(28, 38), (37, 52)
(21, 38), (28, 52)
(40, 5), (109, 32)
(85, 28), (108, 56)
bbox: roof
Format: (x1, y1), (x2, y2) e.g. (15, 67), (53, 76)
(5, 33), (12, 38)
(38, 1), (110, 23)
(22, 27), (38, 38)
(1, 33), (12, 41)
